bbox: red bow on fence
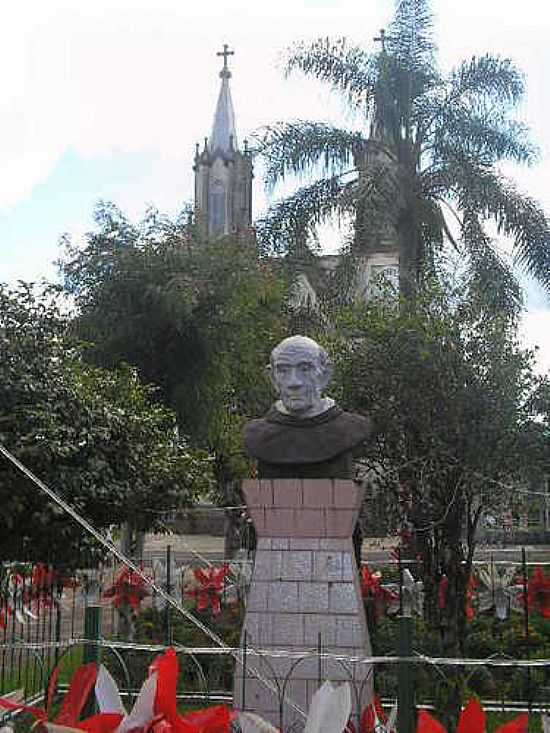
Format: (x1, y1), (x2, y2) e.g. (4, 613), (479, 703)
(187, 565), (230, 616)
(0, 606), (12, 630)
(19, 563), (78, 612)
(361, 565), (398, 619)
(524, 566), (550, 618)
(103, 566), (150, 610)
(360, 694), (393, 733)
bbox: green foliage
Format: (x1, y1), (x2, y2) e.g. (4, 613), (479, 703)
(0, 283), (213, 562)
(135, 604), (243, 693)
(372, 612), (550, 714)
(256, 0), (550, 298)
(333, 284), (539, 490)
(58, 202), (288, 489)
(328, 282), (545, 656)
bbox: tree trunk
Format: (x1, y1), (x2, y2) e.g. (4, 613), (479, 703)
(223, 479), (253, 558)
(416, 528), (439, 626)
(397, 208), (422, 305)
(438, 549), (467, 729)
(415, 488), (473, 728)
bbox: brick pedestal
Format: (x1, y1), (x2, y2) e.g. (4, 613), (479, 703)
(234, 479), (372, 730)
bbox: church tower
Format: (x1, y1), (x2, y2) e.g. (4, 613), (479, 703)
(194, 45), (253, 237)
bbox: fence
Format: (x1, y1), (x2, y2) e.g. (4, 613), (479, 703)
(2, 632), (550, 732)
(2, 542), (550, 726)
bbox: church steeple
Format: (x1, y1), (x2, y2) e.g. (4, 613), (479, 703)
(209, 44), (237, 156)
(194, 46), (253, 238)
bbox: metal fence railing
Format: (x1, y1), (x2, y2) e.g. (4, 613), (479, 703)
(2, 633), (550, 733)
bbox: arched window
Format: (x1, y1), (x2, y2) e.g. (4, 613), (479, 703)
(209, 179), (226, 235)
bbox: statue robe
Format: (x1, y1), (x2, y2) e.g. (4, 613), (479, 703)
(243, 404), (372, 479)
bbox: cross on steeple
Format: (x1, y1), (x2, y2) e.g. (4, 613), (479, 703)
(217, 44), (234, 78)
(373, 28), (386, 52)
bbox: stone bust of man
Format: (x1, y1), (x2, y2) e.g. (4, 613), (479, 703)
(243, 335), (372, 479)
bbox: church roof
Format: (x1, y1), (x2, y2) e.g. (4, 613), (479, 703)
(209, 65), (238, 156)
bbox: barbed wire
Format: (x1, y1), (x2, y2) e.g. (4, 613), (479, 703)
(0, 637), (549, 669)
(3, 441), (549, 719)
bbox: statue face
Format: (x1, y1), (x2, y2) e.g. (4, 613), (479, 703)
(270, 341), (328, 416)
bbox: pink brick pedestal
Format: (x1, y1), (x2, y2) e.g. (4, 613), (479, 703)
(234, 479), (372, 730)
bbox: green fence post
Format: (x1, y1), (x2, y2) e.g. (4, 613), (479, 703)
(397, 614), (415, 733)
(83, 605), (102, 665)
(82, 605), (102, 717)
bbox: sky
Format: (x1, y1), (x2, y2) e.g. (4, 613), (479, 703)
(0, 0), (549, 373)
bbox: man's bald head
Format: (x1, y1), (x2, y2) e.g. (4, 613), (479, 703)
(270, 335), (329, 371)
(267, 335), (333, 417)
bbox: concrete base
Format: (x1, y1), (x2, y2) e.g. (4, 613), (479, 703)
(234, 479), (373, 730)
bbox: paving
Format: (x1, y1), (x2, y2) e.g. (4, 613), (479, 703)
(142, 532), (550, 566)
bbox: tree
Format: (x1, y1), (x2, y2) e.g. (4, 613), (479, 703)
(522, 378), (550, 527)
(60, 203), (285, 435)
(328, 279), (544, 720)
(255, 0), (550, 301)
(0, 283), (213, 563)
(58, 202), (288, 549)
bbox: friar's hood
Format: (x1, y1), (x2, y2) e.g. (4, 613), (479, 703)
(243, 405), (372, 465)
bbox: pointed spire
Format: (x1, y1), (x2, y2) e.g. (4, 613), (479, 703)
(194, 45), (253, 237)
(209, 45), (238, 156)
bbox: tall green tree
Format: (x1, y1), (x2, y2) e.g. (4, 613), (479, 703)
(59, 202), (287, 501)
(256, 0), (550, 301)
(329, 279), (544, 720)
(0, 284), (212, 563)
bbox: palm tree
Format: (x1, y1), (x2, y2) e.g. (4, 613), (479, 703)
(255, 0), (550, 303)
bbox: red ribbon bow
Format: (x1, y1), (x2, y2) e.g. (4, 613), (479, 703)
(360, 565), (398, 618)
(103, 566), (150, 610)
(187, 566), (230, 616)
(525, 566), (550, 618)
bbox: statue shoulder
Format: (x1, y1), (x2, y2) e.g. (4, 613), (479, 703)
(338, 410), (372, 442)
(242, 415), (275, 455)
(242, 405), (373, 464)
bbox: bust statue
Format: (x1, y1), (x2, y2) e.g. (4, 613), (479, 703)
(243, 335), (372, 479)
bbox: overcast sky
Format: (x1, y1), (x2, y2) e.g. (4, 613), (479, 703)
(1, 0), (549, 373)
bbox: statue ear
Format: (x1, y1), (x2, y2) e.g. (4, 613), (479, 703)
(265, 364), (279, 393)
(320, 360), (333, 391)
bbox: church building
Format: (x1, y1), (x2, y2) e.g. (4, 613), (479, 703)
(194, 46), (399, 302)
(193, 45), (253, 238)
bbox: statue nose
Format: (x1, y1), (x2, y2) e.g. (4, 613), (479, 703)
(287, 371), (302, 386)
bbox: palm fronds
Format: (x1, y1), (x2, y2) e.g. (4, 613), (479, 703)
(449, 55), (525, 107)
(461, 213), (522, 317)
(255, 176), (351, 256)
(255, 0), (550, 298)
(387, 0), (436, 71)
(352, 157), (403, 236)
(453, 163), (550, 289)
(489, 180), (550, 289)
(254, 121), (365, 189)
(431, 108), (536, 165)
(285, 37), (378, 108)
